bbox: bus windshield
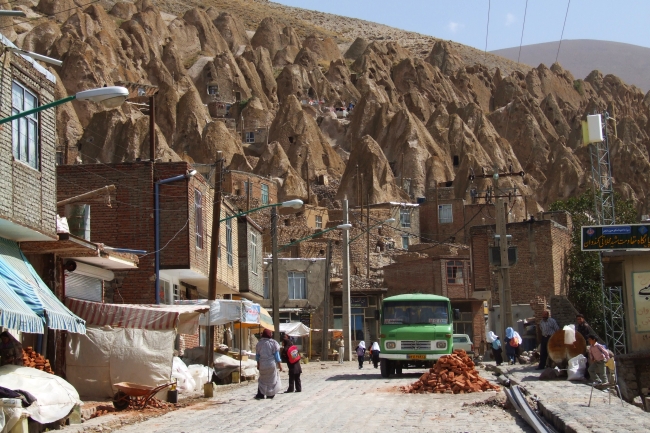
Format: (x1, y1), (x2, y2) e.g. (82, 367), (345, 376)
(382, 301), (449, 325)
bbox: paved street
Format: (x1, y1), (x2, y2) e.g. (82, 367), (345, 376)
(111, 361), (531, 433)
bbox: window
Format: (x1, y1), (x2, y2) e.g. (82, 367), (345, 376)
(194, 189), (203, 249)
(261, 184), (269, 205)
(447, 260), (464, 285)
(173, 284), (180, 300)
(199, 326), (207, 346)
(401, 235), (409, 250)
(245, 131), (255, 143)
(207, 85), (219, 95)
(315, 215), (322, 229)
(438, 204), (453, 224)
(288, 271), (306, 299)
(12, 81), (39, 169)
(250, 232), (258, 274)
(333, 306), (342, 329)
(400, 209), (411, 228)
(226, 219), (233, 266)
(263, 271), (270, 299)
(243, 181), (249, 196)
(352, 308), (365, 341)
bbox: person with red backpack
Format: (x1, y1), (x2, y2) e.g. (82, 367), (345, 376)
(281, 335), (302, 393)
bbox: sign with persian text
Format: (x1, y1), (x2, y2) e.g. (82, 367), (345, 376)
(581, 225), (650, 251)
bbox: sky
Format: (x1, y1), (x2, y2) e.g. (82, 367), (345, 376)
(273, 0), (650, 51)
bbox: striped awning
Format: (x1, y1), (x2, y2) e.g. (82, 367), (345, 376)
(0, 271), (44, 333)
(66, 298), (209, 334)
(0, 237), (85, 334)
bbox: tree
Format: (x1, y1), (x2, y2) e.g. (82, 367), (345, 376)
(548, 191), (637, 337)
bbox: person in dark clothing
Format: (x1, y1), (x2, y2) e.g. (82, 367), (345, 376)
(491, 336), (504, 366)
(370, 342), (380, 368)
(575, 314), (596, 343)
(355, 341), (366, 369)
(281, 336), (302, 393)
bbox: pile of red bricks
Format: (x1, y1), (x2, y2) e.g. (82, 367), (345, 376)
(22, 347), (53, 374)
(402, 350), (500, 394)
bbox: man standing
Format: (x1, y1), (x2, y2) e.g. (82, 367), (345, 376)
(575, 314), (596, 343)
(336, 335), (345, 364)
(537, 310), (559, 370)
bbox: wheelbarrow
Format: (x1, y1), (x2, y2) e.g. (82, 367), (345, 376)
(112, 381), (175, 410)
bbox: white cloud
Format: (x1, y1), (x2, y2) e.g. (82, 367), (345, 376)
(505, 13), (516, 26)
(447, 21), (464, 33)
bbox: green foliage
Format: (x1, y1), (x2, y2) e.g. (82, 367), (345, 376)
(573, 79), (585, 96)
(549, 191), (637, 337)
(238, 98), (251, 110)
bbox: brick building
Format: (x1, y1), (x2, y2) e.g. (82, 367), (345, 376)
(470, 211), (572, 322)
(383, 250), (486, 351)
(223, 170), (278, 207)
(57, 161), (263, 304)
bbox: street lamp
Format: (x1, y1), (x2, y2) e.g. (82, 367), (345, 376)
(0, 86), (129, 125)
(154, 169), (197, 304)
(0, 11), (26, 17)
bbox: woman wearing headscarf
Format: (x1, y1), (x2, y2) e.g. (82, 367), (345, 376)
(370, 342), (381, 369)
(255, 329), (283, 399)
(355, 341), (366, 369)
(504, 327), (521, 365)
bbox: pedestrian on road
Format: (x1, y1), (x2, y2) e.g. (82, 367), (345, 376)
(575, 314), (595, 343)
(336, 335), (345, 363)
(491, 336), (503, 366)
(281, 335), (302, 393)
(587, 335), (609, 384)
(504, 327), (519, 365)
(370, 342), (380, 368)
(355, 341), (366, 369)
(255, 329), (283, 400)
(537, 310), (559, 370)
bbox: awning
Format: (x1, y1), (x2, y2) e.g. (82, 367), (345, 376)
(0, 237), (85, 334)
(0, 273), (44, 333)
(66, 298), (209, 334)
(280, 322), (310, 337)
(234, 306), (274, 331)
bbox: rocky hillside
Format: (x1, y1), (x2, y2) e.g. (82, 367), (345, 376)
(5, 0), (650, 217)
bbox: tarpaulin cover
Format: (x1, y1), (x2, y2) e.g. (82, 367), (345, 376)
(66, 298), (207, 334)
(280, 322), (311, 337)
(234, 305), (274, 331)
(0, 365), (81, 424)
(0, 237), (85, 333)
(66, 326), (175, 399)
(176, 299), (260, 326)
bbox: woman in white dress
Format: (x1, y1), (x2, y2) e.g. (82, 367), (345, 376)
(255, 329), (283, 399)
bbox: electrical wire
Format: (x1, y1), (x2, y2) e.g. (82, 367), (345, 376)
(137, 218), (190, 258)
(555, 0), (571, 63)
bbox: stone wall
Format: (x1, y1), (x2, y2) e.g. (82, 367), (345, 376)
(615, 351), (650, 403)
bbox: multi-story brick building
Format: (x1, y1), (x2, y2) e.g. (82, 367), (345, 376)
(223, 170), (278, 208)
(57, 161), (262, 304)
(470, 211), (572, 325)
(382, 250), (486, 351)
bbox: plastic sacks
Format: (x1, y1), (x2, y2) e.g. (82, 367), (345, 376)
(563, 325), (577, 345)
(567, 354), (587, 381)
(171, 357), (196, 393)
(486, 331), (497, 343)
(187, 365), (214, 392)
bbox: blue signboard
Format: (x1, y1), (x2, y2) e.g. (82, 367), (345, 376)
(581, 224), (650, 251)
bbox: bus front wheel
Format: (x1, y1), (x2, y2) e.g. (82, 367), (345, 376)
(380, 358), (390, 378)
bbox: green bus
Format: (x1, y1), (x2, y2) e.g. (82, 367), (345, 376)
(379, 294), (459, 378)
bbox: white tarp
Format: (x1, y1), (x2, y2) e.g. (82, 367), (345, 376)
(66, 326), (175, 399)
(280, 322), (311, 337)
(176, 299), (257, 326)
(0, 365), (81, 424)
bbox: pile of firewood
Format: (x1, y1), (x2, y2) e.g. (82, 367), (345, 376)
(402, 350), (500, 394)
(21, 346), (53, 374)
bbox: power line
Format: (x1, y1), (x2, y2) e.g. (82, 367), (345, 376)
(138, 218), (190, 258)
(556, 0), (571, 63)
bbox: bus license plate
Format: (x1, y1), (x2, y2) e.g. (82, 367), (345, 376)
(408, 354), (426, 360)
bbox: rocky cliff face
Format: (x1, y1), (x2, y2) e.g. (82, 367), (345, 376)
(7, 0), (650, 215)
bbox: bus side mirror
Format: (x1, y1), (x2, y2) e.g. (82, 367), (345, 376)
(453, 309), (461, 321)
(374, 309), (380, 320)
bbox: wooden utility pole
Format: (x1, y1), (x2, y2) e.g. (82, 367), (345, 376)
(321, 240), (332, 359)
(366, 192), (370, 279)
(206, 151), (224, 370)
(271, 205), (281, 342)
(496, 197), (513, 345)
(246, 176), (251, 211)
(149, 95), (156, 161)
(356, 165), (360, 206)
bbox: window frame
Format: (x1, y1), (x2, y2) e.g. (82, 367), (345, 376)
(400, 208), (411, 228)
(226, 218), (233, 267)
(194, 189), (203, 250)
(401, 235), (409, 250)
(315, 215), (323, 229)
(250, 232), (258, 275)
(446, 260), (464, 285)
(261, 184), (269, 205)
(245, 131), (255, 143)
(263, 270), (270, 299)
(11, 80), (40, 170)
(438, 204), (453, 224)
(287, 271), (307, 300)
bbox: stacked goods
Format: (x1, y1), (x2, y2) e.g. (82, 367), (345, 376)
(402, 350), (500, 394)
(21, 347), (54, 374)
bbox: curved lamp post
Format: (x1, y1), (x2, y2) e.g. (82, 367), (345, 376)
(0, 86), (129, 125)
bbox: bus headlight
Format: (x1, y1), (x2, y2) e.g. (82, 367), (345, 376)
(386, 341), (396, 349)
(436, 341), (447, 349)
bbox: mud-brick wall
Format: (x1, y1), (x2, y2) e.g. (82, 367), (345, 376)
(615, 351), (650, 402)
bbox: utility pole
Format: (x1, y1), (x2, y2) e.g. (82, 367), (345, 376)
(149, 95), (156, 161)
(496, 197), (513, 346)
(366, 192), (370, 279)
(342, 197), (352, 360)
(206, 151), (224, 370)
(271, 205), (281, 342)
(321, 240), (332, 359)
